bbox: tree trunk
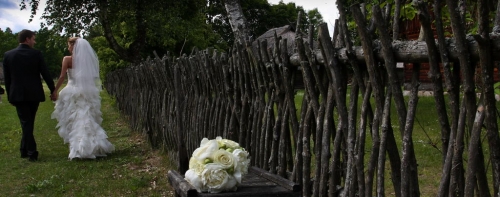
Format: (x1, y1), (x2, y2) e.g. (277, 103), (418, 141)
(445, 0), (476, 139)
(476, 0), (500, 195)
(302, 103), (313, 197)
(432, 1), (461, 195)
(351, 5), (386, 196)
(224, 0), (251, 45)
(414, 0), (451, 174)
(98, 0), (142, 63)
(401, 63), (421, 197)
(494, 0), (500, 33)
(451, 98), (467, 197)
(463, 105), (488, 197)
(354, 84), (372, 197)
(319, 22), (349, 197)
(336, 0), (374, 135)
(174, 64), (189, 174)
(377, 88), (392, 197)
(393, 0), (403, 40)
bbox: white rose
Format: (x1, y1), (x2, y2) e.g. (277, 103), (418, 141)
(199, 138), (210, 146)
(215, 136), (225, 148)
(233, 149), (250, 175)
(212, 149), (235, 169)
(233, 170), (242, 184)
(221, 173), (238, 191)
(184, 169), (207, 192)
(215, 136), (240, 149)
(222, 139), (240, 149)
(192, 139), (219, 161)
(189, 157), (205, 175)
(201, 163), (230, 193)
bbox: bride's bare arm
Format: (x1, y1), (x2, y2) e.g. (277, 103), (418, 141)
(52, 56), (72, 100)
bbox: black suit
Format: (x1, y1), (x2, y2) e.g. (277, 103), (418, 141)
(2, 44), (55, 160)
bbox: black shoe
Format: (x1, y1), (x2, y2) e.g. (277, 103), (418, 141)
(28, 151), (38, 161)
(21, 149), (28, 158)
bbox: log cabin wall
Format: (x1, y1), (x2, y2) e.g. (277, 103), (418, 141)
(403, 62), (500, 89)
(400, 16), (500, 89)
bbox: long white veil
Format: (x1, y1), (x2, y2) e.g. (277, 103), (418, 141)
(72, 38), (101, 91)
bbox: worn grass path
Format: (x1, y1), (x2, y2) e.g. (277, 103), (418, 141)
(0, 86), (175, 196)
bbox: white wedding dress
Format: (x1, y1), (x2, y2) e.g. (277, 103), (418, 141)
(51, 68), (114, 160)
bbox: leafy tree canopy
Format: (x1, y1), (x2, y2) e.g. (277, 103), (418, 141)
(0, 27), (65, 78)
(206, 0), (324, 47)
(33, 27), (67, 77)
(19, 0), (325, 77)
(21, 0), (212, 64)
(0, 28), (18, 63)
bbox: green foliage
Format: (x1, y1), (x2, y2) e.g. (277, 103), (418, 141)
(306, 8), (324, 27)
(0, 28), (19, 63)
(17, 0), (327, 78)
(14, 0), (329, 79)
(22, 0), (202, 36)
(0, 28), (65, 78)
(21, 0), (212, 64)
(258, 1), (323, 38)
(303, 8), (325, 39)
(494, 82), (500, 96)
(400, 3), (417, 21)
(206, 0), (324, 48)
(32, 28), (66, 78)
(89, 36), (129, 80)
(243, 0), (275, 40)
(153, 12), (227, 55)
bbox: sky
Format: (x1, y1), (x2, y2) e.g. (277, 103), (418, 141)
(0, 0), (338, 35)
(0, 0), (47, 33)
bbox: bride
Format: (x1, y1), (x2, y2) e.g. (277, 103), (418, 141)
(51, 37), (114, 160)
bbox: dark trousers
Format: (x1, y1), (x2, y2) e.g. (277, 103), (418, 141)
(14, 101), (40, 156)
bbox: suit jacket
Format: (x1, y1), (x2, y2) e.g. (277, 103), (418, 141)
(2, 44), (55, 103)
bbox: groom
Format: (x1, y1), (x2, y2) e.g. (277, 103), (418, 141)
(2, 29), (56, 161)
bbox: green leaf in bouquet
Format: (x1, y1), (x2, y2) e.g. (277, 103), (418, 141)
(226, 167), (234, 175)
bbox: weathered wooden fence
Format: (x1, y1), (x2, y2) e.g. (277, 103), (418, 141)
(105, 18), (500, 196)
(104, 34), (306, 164)
(104, 26), (329, 193)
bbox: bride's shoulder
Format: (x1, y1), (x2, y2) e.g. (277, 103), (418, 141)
(63, 56), (72, 68)
(63, 56), (72, 63)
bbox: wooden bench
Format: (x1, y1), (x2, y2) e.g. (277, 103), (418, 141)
(167, 166), (301, 197)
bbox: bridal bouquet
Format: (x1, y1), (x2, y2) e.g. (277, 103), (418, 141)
(184, 136), (250, 193)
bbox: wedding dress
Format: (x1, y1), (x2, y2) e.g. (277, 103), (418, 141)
(51, 38), (114, 160)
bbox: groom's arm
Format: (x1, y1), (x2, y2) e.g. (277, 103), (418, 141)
(37, 51), (55, 95)
(2, 52), (11, 98)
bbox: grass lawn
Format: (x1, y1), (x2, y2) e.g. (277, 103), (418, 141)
(0, 84), (176, 196)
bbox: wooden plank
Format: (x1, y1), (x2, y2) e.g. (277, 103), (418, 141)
(167, 170), (198, 197)
(248, 166), (301, 192)
(167, 167), (301, 197)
